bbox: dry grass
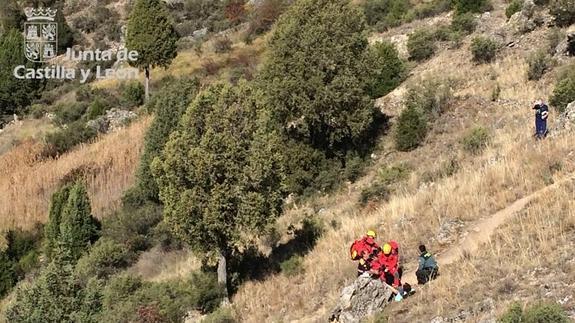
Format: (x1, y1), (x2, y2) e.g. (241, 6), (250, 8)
(0, 117), (151, 231)
(384, 181), (575, 322)
(0, 119), (56, 156)
(127, 247), (201, 283)
(232, 8), (575, 320)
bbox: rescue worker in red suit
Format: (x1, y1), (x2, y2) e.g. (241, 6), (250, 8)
(371, 243), (401, 287)
(353, 230), (379, 276)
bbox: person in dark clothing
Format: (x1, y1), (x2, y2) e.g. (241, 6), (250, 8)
(416, 244), (439, 285)
(533, 100), (549, 139)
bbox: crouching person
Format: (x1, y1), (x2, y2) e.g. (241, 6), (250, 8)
(416, 244), (439, 285)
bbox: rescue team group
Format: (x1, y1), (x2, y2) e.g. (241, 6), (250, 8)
(350, 231), (439, 301)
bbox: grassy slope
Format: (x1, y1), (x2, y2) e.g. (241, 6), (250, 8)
(232, 3), (575, 322)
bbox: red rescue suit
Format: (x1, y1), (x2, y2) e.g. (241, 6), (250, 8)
(372, 252), (401, 287)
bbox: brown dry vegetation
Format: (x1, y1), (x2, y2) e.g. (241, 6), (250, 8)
(232, 5), (575, 321)
(0, 117), (151, 230)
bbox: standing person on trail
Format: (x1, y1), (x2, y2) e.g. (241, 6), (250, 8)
(350, 230), (380, 276)
(533, 100), (549, 139)
(416, 244), (439, 285)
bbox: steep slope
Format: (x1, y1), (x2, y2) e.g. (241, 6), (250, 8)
(231, 2), (575, 322)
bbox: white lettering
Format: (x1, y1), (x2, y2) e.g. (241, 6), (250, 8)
(13, 66), (25, 79)
(80, 69), (91, 83)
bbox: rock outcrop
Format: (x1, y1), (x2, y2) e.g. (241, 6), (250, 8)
(507, 0), (537, 35)
(86, 108), (137, 134)
(330, 276), (394, 323)
(552, 101), (575, 135)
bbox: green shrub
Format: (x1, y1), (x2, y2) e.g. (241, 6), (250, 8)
(405, 78), (454, 120)
(453, 0), (492, 14)
(122, 81), (145, 108)
(498, 302), (569, 323)
(506, 0), (523, 19)
(363, 0), (412, 31)
(366, 41), (407, 98)
(523, 303), (569, 322)
(547, 28), (564, 55)
(461, 126), (490, 154)
(412, 0), (453, 19)
(550, 74), (575, 113)
(471, 36), (498, 63)
(527, 50), (552, 81)
(244, 0), (289, 41)
(491, 83), (501, 101)
(43, 122), (98, 158)
(53, 102), (89, 126)
(100, 272), (224, 322)
(550, 0), (575, 27)
(378, 163), (411, 185)
(202, 307), (237, 323)
(280, 255), (304, 277)
(75, 238), (135, 280)
(451, 12), (477, 34)
(395, 106), (427, 151)
(499, 302), (524, 323)
(86, 98), (109, 121)
(359, 181), (389, 206)
(102, 202), (163, 252)
(408, 29), (437, 61)
(29, 104), (47, 119)
(0, 251), (15, 297)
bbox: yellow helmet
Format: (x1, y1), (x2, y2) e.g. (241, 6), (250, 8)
(382, 243), (392, 255)
(366, 230), (377, 238)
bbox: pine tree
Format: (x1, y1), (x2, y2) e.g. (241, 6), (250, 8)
(44, 185), (71, 258)
(258, 0), (377, 155)
(135, 78), (200, 203)
(0, 251), (15, 297)
(126, 0), (179, 101)
(0, 29), (38, 116)
(152, 82), (285, 300)
(58, 182), (100, 260)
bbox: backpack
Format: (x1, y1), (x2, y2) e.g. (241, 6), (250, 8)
(350, 240), (364, 260)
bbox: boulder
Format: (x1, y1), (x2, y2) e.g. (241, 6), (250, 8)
(507, 0), (539, 35)
(86, 108), (137, 134)
(330, 276), (394, 323)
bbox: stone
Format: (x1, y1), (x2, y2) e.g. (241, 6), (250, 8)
(552, 101), (575, 135)
(330, 276), (394, 323)
(86, 108), (137, 134)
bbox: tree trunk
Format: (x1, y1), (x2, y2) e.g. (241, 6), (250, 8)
(218, 250), (230, 305)
(144, 66), (150, 103)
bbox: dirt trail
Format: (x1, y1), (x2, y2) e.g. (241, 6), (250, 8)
(403, 174), (575, 286)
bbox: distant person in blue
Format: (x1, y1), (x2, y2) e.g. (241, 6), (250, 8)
(533, 100), (549, 139)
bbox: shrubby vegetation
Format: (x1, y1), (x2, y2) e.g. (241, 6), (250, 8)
(550, 0), (575, 27)
(506, 0), (524, 19)
(453, 0), (492, 14)
(471, 36), (499, 63)
(527, 50), (552, 81)
(461, 126), (491, 154)
(366, 41), (407, 98)
(550, 64), (575, 112)
(408, 29), (437, 61)
(395, 106), (428, 151)
(499, 302), (569, 323)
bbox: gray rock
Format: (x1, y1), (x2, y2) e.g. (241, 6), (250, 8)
(330, 276), (394, 323)
(552, 101), (575, 135)
(86, 108), (137, 134)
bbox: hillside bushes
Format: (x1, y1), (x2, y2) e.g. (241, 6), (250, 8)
(550, 0), (575, 27)
(453, 0), (493, 14)
(471, 36), (499, 63)
(408, 29), (437, 61)
(499, 302), (569, 323)
(395, 106), (428, 151)
(366, 41), (407, 98)
(506, 0), (524, 19)
(461, 126), (490, 154)
(550, 68), (575, 112)
(527, 50), (552, 80)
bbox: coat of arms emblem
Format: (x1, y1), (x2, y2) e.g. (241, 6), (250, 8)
(24, 7), (58, 62)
